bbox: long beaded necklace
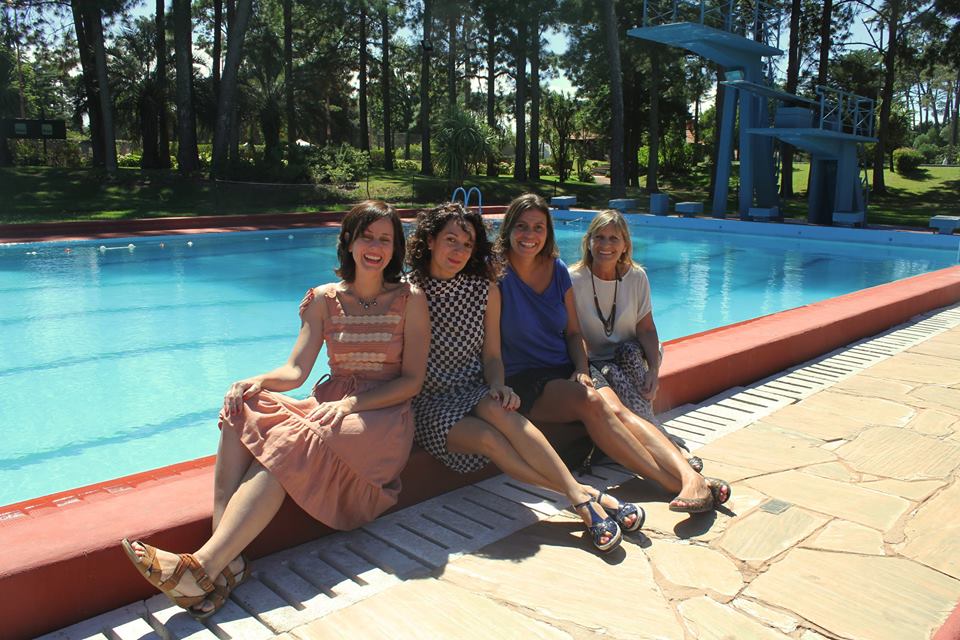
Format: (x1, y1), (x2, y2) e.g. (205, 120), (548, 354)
(590, 267), (620, 337)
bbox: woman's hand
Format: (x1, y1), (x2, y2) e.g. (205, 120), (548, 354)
(641, 368), (659, 400)
(223, 379), (262, 417)
(570, 370), (595, 388)
(306, 397), (357, 429)
(489, 383), (521, 411)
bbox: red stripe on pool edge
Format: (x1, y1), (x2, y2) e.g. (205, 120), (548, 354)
(936, 600), (960, 640)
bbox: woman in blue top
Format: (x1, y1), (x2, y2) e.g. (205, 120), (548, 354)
(497, 194), (729, 513)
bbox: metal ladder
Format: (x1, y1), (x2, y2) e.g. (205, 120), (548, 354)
(451, 186), (483, 213)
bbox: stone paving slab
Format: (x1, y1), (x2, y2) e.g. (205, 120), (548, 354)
(744, 548), (960, 640)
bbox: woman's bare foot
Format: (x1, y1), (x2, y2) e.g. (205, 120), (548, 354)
(583, 485), (640, 531)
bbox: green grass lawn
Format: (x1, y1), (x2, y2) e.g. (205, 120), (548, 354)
(1, 163), (957, 227)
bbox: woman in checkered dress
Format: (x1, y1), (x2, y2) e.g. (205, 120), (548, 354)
(406, 203), (644, 553)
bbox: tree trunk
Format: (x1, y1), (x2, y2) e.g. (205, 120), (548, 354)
(528, 11), (540, 182)
(212, 0), (253, 177)
(156, 0), (171, 168)
(419, 0), (434, 175)
(485, 14), (497, 176)
(816, 0), (833, 86)
(952, 69), (960, 146)
(624, 68), (639, 187)
(90, 5), (117, 174)
(602, 0), (625, 198)
(140, 88), (161, 168)
(646, 49), (660, 193)
(71, 1), (105, 167)
(11, 8), (26, 117)
(173, 0), (199, 172)
(226, 0), (240, 163)
(873, 0), (901, 195)
(447, 14), (456, 108)
(513, 13), (527, 182)
(381, 8), (394, 170)
(358, 3), (369, 151)
(284, 0), (296, 155)
(708, 64), (723, 197)
(213, 0), (222, 100)
(781, 0), (801, 198)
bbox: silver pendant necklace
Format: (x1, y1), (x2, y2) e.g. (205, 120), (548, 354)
(590, 268), (619, 337)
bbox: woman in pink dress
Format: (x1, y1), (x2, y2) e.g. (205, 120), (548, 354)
(121, 200), (429, 617)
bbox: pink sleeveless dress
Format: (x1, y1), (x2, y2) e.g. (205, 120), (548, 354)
(219, 284), (415, 530)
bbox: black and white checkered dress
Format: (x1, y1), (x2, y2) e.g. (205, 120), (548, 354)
(410, 272), (491, 473)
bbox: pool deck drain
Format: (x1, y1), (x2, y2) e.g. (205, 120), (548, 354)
(42, 303), (960, 640)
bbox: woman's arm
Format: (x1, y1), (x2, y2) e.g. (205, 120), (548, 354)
(635, 310), (661, 399)
(481, 284), (520, 410)
(563, 288), (594, 387)
(224, 285), (328, 416)
(307, 286), (431, 427)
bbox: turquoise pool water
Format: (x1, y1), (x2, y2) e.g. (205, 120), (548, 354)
(1, 219), (956, 506)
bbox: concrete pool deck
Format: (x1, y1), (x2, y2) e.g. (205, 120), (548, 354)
(37, 303), (960, 640)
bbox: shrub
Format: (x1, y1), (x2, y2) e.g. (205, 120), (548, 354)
(304, 143), (370, 184)
(539, 164), (554, 176)
(434, 106), (497, 181)
(498, 160), (512, 175)
(394, 158), (420, 172)
(893, 147), (923, 174)
(117, 153), (142, 168)
(577, 169), (595, 183)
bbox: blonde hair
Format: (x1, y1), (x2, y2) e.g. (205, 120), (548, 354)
(571, 209), (637, 273)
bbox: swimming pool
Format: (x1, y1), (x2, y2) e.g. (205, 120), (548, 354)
(1, 216), (957, 506)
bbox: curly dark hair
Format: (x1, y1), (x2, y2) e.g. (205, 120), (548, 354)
(492, 193), (558, 263)
(335, 200), (405, 283)
(406, 202), (500, 281)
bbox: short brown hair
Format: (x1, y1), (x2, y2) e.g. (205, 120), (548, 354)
(336, 200), (405, 283)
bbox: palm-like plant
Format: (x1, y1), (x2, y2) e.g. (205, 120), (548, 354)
(433, 105), (496, 181)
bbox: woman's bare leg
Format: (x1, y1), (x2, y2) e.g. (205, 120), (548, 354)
(446, 416), (621, 543)
(129, 460), (286, 612)
(529, 379), (691, 495)
(596, 387), (710, 502)
(212, 423), (255, 531)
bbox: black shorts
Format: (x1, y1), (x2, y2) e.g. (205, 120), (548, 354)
(505, 364), (575, 414)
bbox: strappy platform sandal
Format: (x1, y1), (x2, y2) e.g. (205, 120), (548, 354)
(597, 490), (645, 533)
(705, 477), (732, 506)
(121, 539), (228, 619)
(688, 456), (704, 473)
(574, 497), (622, 553)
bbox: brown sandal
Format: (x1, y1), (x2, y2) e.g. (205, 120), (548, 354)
(668, 494), (715, 513)
(705, 477), (732, 505)
(121, 538), (224, 618)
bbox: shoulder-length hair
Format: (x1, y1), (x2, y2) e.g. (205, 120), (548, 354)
(493, 193), (558, 263)
(406, 202), (499, 281)
(570, 209), (637, 273)
(336, 200), (405, 283)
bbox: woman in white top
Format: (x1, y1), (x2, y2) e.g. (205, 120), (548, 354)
(569, 210), (726, 511)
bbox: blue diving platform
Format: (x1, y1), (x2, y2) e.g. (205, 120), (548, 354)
(631, 0), (878, 226)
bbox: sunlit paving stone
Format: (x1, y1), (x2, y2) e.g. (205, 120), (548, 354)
(797, 390), (916, 426)
(757, 403), (871, 441)
(800, 461), (860, 482)
(289, 578), (571, 640)
(906, 408), (960, 437)
(678, 597), (792, 640)
(439, 521), (684, 639)
(799, 519), (886, 556)
(900, 481), (960, 580)
(743, 470), (912, 530)
(910, 385), (960, 413)
(715, 506), (829, 566)
(744, 548), (960, 640)
(643, 541), (743, 596)
(860, 352), (960, 385)
(835, 426), (960, 480)
(858, 477), (946, 501)
(694, 422), (836, 472)
(730, 598), (800, 634)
